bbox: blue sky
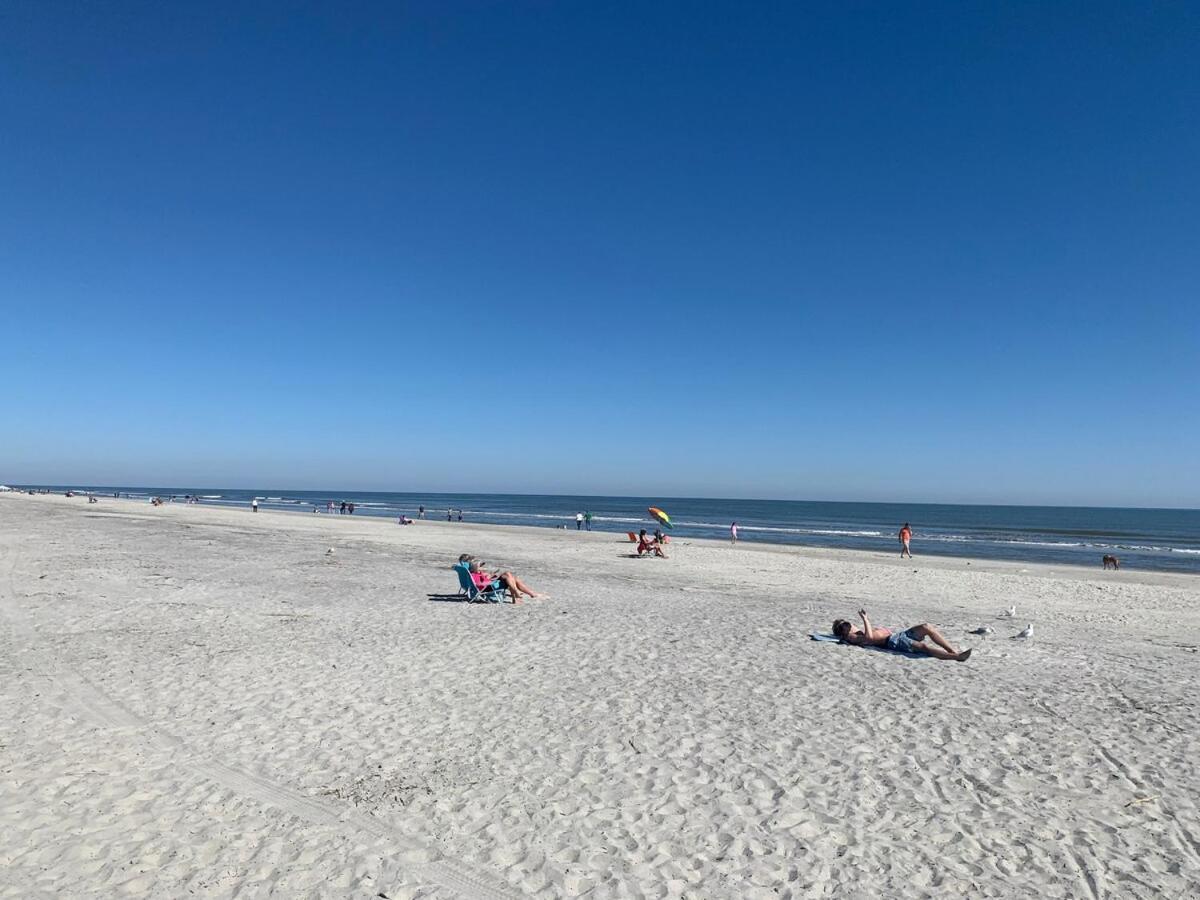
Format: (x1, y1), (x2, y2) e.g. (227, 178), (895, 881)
(1, 1), (1197, 506)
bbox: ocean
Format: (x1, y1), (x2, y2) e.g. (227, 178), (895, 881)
(14, 486), (1200, 574)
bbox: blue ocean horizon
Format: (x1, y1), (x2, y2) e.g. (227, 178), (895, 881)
(14, 485), (1200, 574)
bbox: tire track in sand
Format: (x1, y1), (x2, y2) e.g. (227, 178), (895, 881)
(1, 545), (521, 900)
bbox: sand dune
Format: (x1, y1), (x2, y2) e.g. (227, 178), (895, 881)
(1, 493), (1198, 898)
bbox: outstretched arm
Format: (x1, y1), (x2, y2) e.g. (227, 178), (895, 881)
(859, 609), (876, 641)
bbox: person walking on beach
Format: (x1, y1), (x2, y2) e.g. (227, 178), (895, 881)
(576, 512), (584, 530)
(730, 521), (739, 544)
(251, 497), (259, 513)
(899, 523), (913, 558)
(585, 511), (593, 531)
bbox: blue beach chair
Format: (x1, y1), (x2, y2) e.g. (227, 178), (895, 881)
(453, 563), (506, 603)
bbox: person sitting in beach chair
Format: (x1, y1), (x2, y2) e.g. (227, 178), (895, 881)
(452, 558), (507, 603)
(833, 609), (971, 661)
(470, 560), (546, 602)
(637, 529), (668, 558)
(453, 556), (546, 603)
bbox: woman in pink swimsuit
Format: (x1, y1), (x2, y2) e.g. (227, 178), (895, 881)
(468, 560), (546, 602)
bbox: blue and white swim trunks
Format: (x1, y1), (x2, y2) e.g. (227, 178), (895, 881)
(885, 627), (921, 653)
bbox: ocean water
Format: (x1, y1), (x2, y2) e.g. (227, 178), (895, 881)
(17, 486), (1200, 574)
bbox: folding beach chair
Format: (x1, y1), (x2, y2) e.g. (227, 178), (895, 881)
(453, 563), (506, 603)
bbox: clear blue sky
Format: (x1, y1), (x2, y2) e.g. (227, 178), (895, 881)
(2, 2), (1197, 506)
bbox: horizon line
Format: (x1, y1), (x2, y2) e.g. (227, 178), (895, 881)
(7, 482), (1198, 514)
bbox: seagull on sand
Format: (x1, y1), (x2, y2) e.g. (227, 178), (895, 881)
(1012, 624), (1034, 639)
(968, 626), (994, 636)
(1000, 605), (1016, 618)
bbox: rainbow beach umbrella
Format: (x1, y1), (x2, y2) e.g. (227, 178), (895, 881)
(648, 506), (673, 529)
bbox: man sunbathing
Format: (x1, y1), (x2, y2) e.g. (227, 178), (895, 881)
(833, 609), (971, 661)
(468, 560), (546, 602)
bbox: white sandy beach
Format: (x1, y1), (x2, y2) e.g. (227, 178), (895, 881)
(1, 492), (1198, 899)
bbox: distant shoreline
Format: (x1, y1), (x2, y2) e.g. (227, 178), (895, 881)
(7, 483), (1197, 512)
(5, 490), (1196, 584)
(8, 484), (1200, 575)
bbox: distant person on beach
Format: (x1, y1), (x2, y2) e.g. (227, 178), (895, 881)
(899, 523), (913, 558)
(637, 529), (668, 558)
(833, 610), (971, 661)
(457, 509), (463, 522)
(468, 560), (546, 603)
(348, 502), (355, 514)
(447, 509), (453, 521)
(327, 500), (334, 513)
(419, 505), (425, 519)
(251, 498), (259, 513)
(340, 501), (347, 514)
(576, 512), (584, 530)
(585, 511), (593, 531)
(730, 521), (739, 544)
(654, 527), (665, 544)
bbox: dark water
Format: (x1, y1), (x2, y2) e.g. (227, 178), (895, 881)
(16, 485), (1200, 574)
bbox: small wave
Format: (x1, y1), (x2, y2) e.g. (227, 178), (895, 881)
(461, 510), (573, 521)
(923, 535), (1084, 548)
(665, 520), (884, 537)
(1173, 548), (1200, 554)
(738, 525), (883, 537)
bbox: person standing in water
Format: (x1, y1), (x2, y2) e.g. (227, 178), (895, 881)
(251, 497), (259, 513)
(576, 512), (584, 530)
(584, 511), (593, 531)
(899, 522), (913, 558)
(730, 521), (739, 544)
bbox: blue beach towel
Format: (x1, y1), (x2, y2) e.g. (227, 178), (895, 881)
(809, 632), (930, 659)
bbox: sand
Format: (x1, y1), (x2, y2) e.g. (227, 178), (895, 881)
(1, 492), (1198, 899)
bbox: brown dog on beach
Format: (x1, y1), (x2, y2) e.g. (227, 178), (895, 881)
(1103, 555), (1120, 570)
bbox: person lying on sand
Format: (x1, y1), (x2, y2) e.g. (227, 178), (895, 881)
(468, 560), (547, 602)
(833, 609), (971, 661)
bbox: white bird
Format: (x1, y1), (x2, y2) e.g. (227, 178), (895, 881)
(1000, 605), (1016, 618)
(968, 626), (994, 636)
(1012, 624), (1034, 639)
